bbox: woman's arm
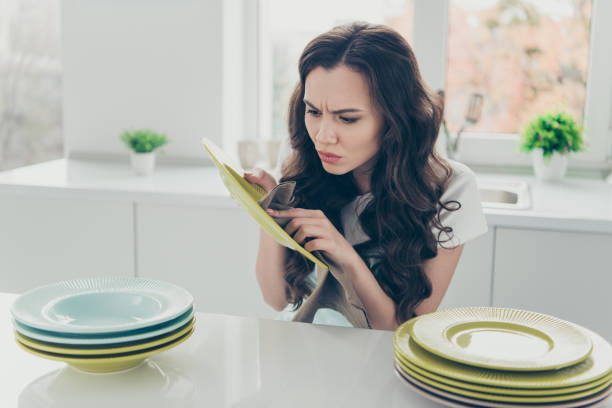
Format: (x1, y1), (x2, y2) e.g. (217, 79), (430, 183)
(413, 244), (463, 316)
(244, 169), (289, 312)
(346, 244), (464, 330)
(255, 229), (289, 311)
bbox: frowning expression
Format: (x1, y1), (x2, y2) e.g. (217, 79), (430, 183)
(303, 65), (385, 178)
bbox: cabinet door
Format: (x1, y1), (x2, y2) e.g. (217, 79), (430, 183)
(493, 228), (612, 341)
(0, 194), (134, 293)
(136, 203), (276, 320)
(438, 229), (493, 311)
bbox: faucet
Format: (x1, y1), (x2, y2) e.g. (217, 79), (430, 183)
(437, 90), (484, 160)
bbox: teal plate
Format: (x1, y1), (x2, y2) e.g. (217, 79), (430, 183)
(11, 277), (193, 334)
(13, 307), (193, 345)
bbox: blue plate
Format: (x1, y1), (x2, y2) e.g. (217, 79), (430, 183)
(13, 307), (194, 345)
(11, 277), (193, 334)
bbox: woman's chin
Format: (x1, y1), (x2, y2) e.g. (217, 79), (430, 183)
(321, 162), (350, 175)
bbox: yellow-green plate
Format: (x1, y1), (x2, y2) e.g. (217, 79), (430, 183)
(15, 317), (194, 355)
(395, 361), (612, 403)
(203, 138), (327, 270)
(409, 307), (593, 371)
(17, 327), (194, 373)
(394, 363), (612, 408)
(394, 317), (612, 389)
(394, 350), (612, 397)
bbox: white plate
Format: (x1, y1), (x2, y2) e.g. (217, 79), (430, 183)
(11, 277), (193, 334)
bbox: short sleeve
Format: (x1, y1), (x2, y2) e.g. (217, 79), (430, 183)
(432, 160), (488, 248)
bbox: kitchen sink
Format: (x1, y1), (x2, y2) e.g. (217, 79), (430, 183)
(477, 181), (531, 210)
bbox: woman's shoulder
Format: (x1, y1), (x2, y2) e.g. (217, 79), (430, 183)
(433, 159), (488, 247)
(439, 159), (478, 201)
(446, 159), (476, 182)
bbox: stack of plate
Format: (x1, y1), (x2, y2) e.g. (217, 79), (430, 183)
(11, 277), (194, 373)
(393, 307), (612, 408)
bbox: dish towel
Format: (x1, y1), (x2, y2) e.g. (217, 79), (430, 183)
(258, 181), (371, 329)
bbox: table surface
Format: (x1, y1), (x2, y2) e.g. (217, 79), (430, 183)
(2, 293), (610, 408)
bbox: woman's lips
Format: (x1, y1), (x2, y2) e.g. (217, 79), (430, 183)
(318, 151), (341, 164)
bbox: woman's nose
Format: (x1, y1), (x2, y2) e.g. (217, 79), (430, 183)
(315, 120), (337, 144)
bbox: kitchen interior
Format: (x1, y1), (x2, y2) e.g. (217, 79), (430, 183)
(0, 1), (611, 407)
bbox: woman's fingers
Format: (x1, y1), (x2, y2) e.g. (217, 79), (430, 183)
(284, 217), (324, 236)
(293, 224), (327, 245)
(244, 168), (277, 192)
(304, 239), (330, 253)
(266, 208), (325, 219)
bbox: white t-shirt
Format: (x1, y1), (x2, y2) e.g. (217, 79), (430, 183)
(340, 159), (488, 248)
(274, 149), (488, 326)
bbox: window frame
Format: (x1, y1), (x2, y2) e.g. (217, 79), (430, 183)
(251, 0), (612, 172)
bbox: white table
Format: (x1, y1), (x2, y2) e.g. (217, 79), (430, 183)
(2, 293), (610, 408)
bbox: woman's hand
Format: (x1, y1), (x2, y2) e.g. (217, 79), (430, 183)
(266, 208), (358, 270)
(244, 168), (278, 193)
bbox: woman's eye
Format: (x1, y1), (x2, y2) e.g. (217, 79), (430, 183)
(306, 109), (320, 116)
(340, 116), (358, 124)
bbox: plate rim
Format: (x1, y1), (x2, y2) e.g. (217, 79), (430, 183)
(395, 361), (612, 403)
(16, 326), (194, 363)
(13, 308), (194, 345)
(394, 316), (612, 389)
(15, 318), (195, 355)
(409, 307), (593, 371)
(11, 277), (193, 334)
(393, 364), (612, 408)
(394, 350), (612, 397)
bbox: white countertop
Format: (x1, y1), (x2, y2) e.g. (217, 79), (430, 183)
(1, 158), (611, 233)
(0, 293), (445, 408)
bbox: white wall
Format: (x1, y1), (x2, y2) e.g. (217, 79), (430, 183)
(61, 0), (223, 161)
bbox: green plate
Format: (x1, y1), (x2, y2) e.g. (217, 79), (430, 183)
(15, 318), (195, 355)
(203, 138), (327, 271)
(393, 364), (612, 408)
(17, 327), (194, 373)
(394, 361), (612, 403)
(394, 317), (612, 389)
(394, 351), (612, 397)
(409, 307), (593, 371)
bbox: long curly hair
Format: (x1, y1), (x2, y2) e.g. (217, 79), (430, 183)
(280, 22), (459, 324)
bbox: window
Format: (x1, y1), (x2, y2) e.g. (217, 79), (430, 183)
(256, 0), (612, 171)
(445, 0), (592, 135)
(259, 0), (414, 144)
(0, 0), (62, 171)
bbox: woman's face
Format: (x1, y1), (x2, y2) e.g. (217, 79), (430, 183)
(303, 65), (385, 179)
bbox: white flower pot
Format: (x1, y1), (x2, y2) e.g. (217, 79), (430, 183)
(130, 151), (156, 176)
(531, 149), (567, 182)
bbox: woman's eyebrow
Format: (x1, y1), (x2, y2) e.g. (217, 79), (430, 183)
(303, 99), (364, 114)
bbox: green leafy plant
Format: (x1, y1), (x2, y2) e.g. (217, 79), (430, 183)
(520, 111), (584, 158)
(120, 129), (168, 153)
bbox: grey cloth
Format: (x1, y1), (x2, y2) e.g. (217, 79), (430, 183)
(258, 181), (371, 329)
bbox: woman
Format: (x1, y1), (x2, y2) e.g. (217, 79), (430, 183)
(245, 22), (487, 331)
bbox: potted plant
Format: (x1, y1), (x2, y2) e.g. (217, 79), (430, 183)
(120, 129), (168, 176)
(520, 111), (584, 181)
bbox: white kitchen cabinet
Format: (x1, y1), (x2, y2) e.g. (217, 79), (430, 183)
(438, 229), (494, 311)
(135, 203), (277, 320)
(0, 194), (134, 293)
(493, 227), (612, 341)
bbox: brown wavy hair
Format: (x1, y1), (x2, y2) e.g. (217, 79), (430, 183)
(280, 22), (459, 324)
